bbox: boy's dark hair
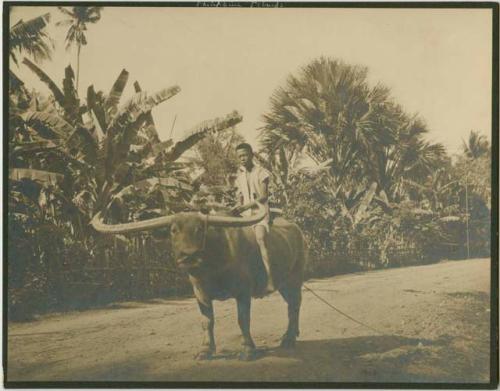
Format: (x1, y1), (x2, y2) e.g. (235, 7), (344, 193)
(235, 143), (253, 154)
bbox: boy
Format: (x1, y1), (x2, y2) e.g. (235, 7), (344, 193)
(231, 143), (274, 293)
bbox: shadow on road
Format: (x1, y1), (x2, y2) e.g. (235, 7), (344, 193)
(24, 333), (485, 383)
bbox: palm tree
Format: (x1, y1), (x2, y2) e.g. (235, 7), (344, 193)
(369, 110), (446, 201)
(56, 6), (103, 91)
(260, 57), (446, 203)
(9, 13), (53, 66)
(462, 130), (490, 159)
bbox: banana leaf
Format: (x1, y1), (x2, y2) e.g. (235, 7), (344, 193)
(151, 139), (173, 156)
(130, 140), (175, 161)
(66, 125), (99, 162)
(87, 85), (107, 131)
(22, 57), (64, 107)
(164, 111), (243, 162)
(104, 86), (181, 178)
(10, 168), (63, 185)
(133, 81), (160, 144)
(89, 108), (105, 143)
(133, 81), (142, 93)
(22, 110), (75, 140)
(107, 86), (181, 140)
(11, 140), (59, 157)
(112, 177), (193, 201)
(105, 69), (129, 120)
(62, 65), (80, 123)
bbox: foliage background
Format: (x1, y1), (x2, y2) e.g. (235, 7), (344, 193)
(7, 8), (492, 321)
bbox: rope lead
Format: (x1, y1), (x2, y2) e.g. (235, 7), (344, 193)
(302, 284), (386, 335)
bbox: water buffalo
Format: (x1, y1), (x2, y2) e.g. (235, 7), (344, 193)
(91, 206), (306, 360)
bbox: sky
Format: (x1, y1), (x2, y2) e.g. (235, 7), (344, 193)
(9, 6), (493, 155)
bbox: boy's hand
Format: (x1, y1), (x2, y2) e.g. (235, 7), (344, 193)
(230, 206), (245, 216)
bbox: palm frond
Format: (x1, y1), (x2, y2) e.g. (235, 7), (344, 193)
(462, 130), (490, 159)
(353, 182), (378, 225)
(57, 7), (75, 18)
(10, 13), (53, 64)
(9, 70), (25, 92)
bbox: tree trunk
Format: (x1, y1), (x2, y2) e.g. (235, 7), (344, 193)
(76, 44), (81, 92)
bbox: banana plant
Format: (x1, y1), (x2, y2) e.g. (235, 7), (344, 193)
(22, 58), (85, 126)
(20, 59), (243, 224)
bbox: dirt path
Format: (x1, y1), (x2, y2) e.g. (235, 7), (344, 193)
(6, 258), (491, 383)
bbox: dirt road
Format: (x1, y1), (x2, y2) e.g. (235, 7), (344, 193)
(6, 258), (491, 383)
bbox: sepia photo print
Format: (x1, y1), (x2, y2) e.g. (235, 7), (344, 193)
(4, 2), (498, 387)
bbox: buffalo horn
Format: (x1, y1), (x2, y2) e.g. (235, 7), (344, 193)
(90, 212), (175, 234)
(90, 204), (268, 234)
(207, 205), (267, 227)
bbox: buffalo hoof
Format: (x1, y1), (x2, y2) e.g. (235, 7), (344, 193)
(195, 349), (215, 360)
(280, 336), (296, 349)
(239, 346), (257, 361)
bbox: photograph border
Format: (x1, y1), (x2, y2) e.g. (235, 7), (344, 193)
(3, 1), (498, 389)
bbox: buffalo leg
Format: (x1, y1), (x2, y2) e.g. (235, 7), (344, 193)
(236, 294), (256, 360)
(279, 285), (301, 348)
(196, 300), (215, 360)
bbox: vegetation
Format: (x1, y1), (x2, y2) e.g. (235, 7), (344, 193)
(56, 6), (103, 90)
(259, 58), (490, 274)
(10, 12), (53, 66)
(8, 9), (243, 319)
(7, 13), (491, 320)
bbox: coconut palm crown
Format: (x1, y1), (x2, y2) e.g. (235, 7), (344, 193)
(10, 13), (54, 66)
(56, 6), (103, 90)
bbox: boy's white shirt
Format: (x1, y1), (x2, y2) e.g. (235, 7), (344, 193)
(235, 163), (271, 227)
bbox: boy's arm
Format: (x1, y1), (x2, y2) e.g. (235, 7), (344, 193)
(231, 176), (246, 215)
(255, 167), (270, 204)
(255, 177), (269, 204)
(232, 177), (269, 215)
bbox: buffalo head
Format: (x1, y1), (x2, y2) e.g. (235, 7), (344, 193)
(90, 206), (267, 270)
(169, 213), (208, 270)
